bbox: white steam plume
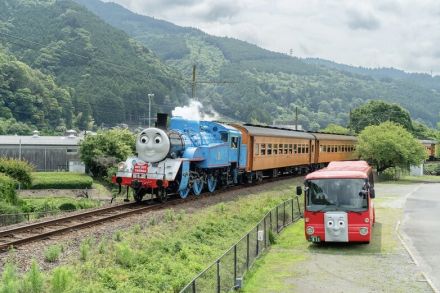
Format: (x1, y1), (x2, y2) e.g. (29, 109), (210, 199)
(172, 99), (220, 121)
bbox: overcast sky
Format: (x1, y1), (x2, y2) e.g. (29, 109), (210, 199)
(104, 0), (440, 75)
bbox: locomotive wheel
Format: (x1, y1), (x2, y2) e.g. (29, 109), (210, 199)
(207, 175), (217, 193)
(157, 187), (168, 203)
(192, 178), (203, 196)
(179, 188), (190, 199)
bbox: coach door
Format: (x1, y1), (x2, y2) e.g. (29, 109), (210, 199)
(309, 139), (314, 164)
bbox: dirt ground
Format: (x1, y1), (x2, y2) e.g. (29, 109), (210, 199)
(243, 182), (434, 293)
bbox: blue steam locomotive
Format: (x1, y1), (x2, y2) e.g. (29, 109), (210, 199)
(113, 114), (247, 202)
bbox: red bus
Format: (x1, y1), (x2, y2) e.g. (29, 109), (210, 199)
(296, 161), (375, 243)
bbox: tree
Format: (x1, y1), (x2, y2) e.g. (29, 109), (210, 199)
(350, 100), (413, 133)
(79, 129), (136, 177)
(321, 123), (350, 135)
(356, 121), (426, 172)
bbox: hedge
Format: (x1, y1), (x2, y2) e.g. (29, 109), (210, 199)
(0, 158), (34, 188)
(31, 172), (93, 189)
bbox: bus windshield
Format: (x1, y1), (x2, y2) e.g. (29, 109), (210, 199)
(306, 179), (368, 212)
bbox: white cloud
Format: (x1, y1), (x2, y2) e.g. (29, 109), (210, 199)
(104, 0), (440, 74)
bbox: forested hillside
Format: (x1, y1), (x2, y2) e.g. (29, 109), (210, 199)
(0, 0), (187, 132)
(75, 0), (440, 129)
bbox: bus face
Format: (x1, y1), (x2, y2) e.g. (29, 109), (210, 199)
(303, 178), (374, 243)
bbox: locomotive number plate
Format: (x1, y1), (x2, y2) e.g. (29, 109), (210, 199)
(310, 236), (321, 243)
(133, 164), (148, 173)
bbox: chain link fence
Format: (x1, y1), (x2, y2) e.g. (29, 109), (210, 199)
(180, 197), (303, 293)
(0, 209), (75, 227)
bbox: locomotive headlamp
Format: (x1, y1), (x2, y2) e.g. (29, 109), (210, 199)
(306, 226), (315, 235)
(118, 162), (127, 171)
(359, 227), (368, 236)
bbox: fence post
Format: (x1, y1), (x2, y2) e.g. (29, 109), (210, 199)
(269, 210), (273, 233)
(264, 216), (267, 248)
(256, 224), (259, 256)
(283, 201), (286, 227)
(291, 198), (294, 223)
(246, 233), (250, 269)
(234, 244), (237, 285)
(276, 206), (279, 233)
(217, 260), (221, 293)
(192, 280), (196, 293)
(296, 194), (302, 217)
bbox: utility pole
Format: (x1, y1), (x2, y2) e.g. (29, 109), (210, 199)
(147, 93), (154, 127)
(295, 107), (298, 130)
(192, 65), (196, 100)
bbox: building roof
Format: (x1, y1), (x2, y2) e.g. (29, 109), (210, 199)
(236, 124), (315, 139)
(306, 161), (371, 180)
(0, 135), (81, 146)
(419, 139), (438, 145)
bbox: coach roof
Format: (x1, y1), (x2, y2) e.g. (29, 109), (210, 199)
(305, 161), (371, 180)
(239, 124), (315, 139)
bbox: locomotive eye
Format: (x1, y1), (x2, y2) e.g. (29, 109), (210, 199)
(154, 136), (162, 144)
(140, 136), (149, 144)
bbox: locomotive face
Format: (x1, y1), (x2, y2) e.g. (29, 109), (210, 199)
(136, 128), (170, 163)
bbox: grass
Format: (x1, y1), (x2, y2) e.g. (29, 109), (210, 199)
(241, 186), (410, 292)
(2, 179), (303, 292)
(31, 172), (93, 189)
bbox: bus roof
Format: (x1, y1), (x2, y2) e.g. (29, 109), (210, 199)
(305, 161), (371, 180)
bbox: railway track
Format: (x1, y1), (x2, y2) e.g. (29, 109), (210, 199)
(0, 198), (185, 251)
(0, 174), (299, 251)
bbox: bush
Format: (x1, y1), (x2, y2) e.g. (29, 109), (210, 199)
(44, 245), (62, 263)
(0, 263), (20, 293)
(424, 163), (440, 175)
(0, 174), (18, 205)
(0, 158), (34, 188)
(22, 260), (44, 293)
(50, 267), (72, 293)
(31, 172), (93, 189)
(58, 203), (77, 211)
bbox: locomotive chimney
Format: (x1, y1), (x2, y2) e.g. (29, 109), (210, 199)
(156, 113), (168, 130)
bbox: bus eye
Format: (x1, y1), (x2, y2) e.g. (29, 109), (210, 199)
(328, 221), (333, 226)
(339, 221), (344, 226)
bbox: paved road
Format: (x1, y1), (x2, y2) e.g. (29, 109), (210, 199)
(401, 183), (440, 292)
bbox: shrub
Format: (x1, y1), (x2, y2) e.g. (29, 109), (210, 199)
(115, 243), (134, 268)
(0, 174), (18, 205)
(268, 230), (276, 245)
(0, 158), (34, 188)
(50, 267), (72, 293)
(113, 231), (122, 242)
(58, 202), (77, 211)
(0, 263), (20, 293)
(44, 245), (62, 263)
(79, 241), (90, 262)
(22, 260), (44, 293)
(31, 172), (93, 189)
(0, 202), (25, 226)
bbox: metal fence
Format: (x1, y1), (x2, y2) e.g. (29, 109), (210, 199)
(0, 209), (75, 227)
(180, 197), (303, 293)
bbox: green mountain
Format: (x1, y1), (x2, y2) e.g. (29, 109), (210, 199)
(0, 0), (187, 131)
(74, 0), (440, 129)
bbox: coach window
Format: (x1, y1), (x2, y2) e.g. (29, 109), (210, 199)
(267, 144), (272, 155)
(293, 144), (297, 154)
(284, 144), (288, 154)
(261, 144), (266, 155)
(273, 144), (278, 155)
(306, 145), (309, 153)
(289, 144), (293, 154)
(302, 145), (306, 153)
(255, 144), (260, 156)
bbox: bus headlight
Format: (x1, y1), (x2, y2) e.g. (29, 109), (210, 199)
(118, 162), (127, 171)
(306, 226), (315, 235)
(359, 227), (368, 236)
